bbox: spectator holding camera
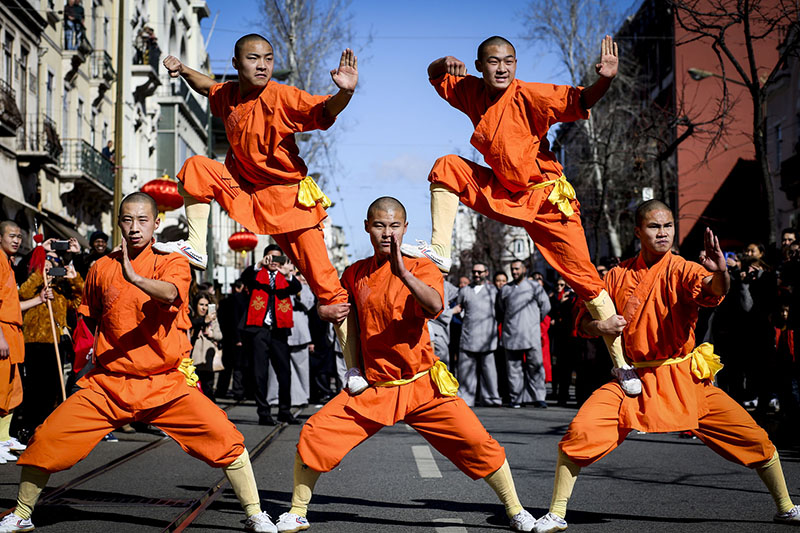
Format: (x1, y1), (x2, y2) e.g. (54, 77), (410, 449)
(75, 231), (110, 279)
(17, 238), (83, 441)
(189, 293), (222, 401)
(240, 244), (301, 426)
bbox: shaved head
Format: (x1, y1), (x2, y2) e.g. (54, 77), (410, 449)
(367, 196), (406, 222)
(635, 199), (672, 227)
(477, 36), (516, 61)
(0, 220), (20, 237)
(234, 33), (272, 59)
(119, 192), (158, 218)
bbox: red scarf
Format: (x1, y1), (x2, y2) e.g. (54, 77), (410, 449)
(246, 268), (294, 328)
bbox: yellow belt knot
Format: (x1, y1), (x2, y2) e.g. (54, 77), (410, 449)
(529, 175), (576, 217)
(373, 361), (459, 396)
(297, 175), (332, 209)
(179, 358), (199, 387)
(632, 343), (723, 381)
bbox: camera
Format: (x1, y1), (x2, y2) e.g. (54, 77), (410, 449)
(48, 266), (67, 277)
(272, 255), (287, 265)
(51, 240), (70, 252)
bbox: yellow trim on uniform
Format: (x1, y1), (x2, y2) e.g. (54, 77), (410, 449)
(297, 175), (332, 208)
(179, 358), (200, 387)
(373, 361), (459, 396)
(528, 175), (576, 217)
(632, 342), (723, 381)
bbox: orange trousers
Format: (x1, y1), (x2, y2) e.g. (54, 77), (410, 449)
(430, 155), (604, 302)
(18, 383), (245, 473)
(297, 378), (506, 480)
(559, 383), (776, 468)
(177, 155), (347, 306)
(0, 323), (24, 416)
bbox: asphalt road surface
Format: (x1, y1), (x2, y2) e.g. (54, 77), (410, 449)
(1, 398), (798, 532)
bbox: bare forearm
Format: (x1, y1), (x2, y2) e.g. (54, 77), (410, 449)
(180, 65), (215, 97)
(400, 272), (443, 316)
(704, 271), (730, 297)
(580, 315), (604, 337)
(20, 297), (44, 312)
(324, 88), (354, 118)
(580, 76), (612, 110)
(130, 276), (178, 304)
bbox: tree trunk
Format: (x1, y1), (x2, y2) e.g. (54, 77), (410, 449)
(753, 89), (777, 245)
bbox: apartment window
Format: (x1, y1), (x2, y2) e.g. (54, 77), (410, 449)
(3, 33), (13, 85)
(45, 70), (54, 118)
(77, 97), (84, 139)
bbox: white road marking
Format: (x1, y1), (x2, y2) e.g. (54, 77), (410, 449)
(433, 517), (467, 532)
(404, 422), (414, 431)
(412, 445), (442, 478)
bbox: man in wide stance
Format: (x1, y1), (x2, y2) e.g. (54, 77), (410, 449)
(275, 197), (537, 532)
(0, 193), (277, 533)
(533, 200), (800, 532)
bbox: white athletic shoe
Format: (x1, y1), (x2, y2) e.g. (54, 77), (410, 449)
(0, 513), (34, 532)
(244, 511), (278, 533)
(344, 367), (369, 395)
(276, 512), (310, 532)
(0, 438), (26, 452)
(510, 508), (537, 531)
(0, 448), (17, 462)
(533, 512), (568, 533)
(611, 365), (642, 396)
(775, 505), (800, 524)
(400, 240), (452, 273)
(152, 240), (207, 270)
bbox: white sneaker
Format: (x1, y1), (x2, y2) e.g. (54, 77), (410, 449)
(0, 438), (26, 451)
(775, 505), (800, 524)
(0, 513), (34, 532)
(276, 512), (310, 532)
(400, 240), (452, 273)
(152, 240), (207, 269)
(611, 365), (642, 396)
(510, 509), (536, 531)
(244, 511), (278, 533)
(344, 367), (368, 395)
(743, 397), (759, 408)
(0, 448), (17, 462)
(533, 512), (568, 533)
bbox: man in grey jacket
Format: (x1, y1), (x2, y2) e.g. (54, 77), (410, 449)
(496, 261), (551, 408)
(457, 262), (501, 406)
(427, 275), (459, 367)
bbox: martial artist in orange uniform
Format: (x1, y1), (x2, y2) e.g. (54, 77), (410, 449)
(274, 197), (537, 533)
(532, 200), (800, 533)
(157, 33), (358, 377)
(0, 194), (277, 533)
(403, 35), (640, 396)
(0, 221), (50, 465)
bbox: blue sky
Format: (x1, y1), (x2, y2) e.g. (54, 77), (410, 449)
(200, 0), (635, 258)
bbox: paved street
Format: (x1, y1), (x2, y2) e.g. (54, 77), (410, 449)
(1, 398), (798, 532)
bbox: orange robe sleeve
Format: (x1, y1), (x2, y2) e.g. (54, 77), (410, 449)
(280, 84), (335, 133)
(0, 251), (22, 327)
(430, 73), (485, 125)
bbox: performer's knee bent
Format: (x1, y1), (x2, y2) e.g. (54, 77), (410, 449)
(428, 155), (466, 191)
(296, 424), (345, 474)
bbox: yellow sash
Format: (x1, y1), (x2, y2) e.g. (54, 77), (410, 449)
(528, 174), (576, 217)
(297, 175), (332, 208)
(178, 358), (200, 387)
(373, 360), (459, 397)
(632, 343), (723, 381)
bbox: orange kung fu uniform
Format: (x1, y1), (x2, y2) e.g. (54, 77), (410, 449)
(177, 80), (347, 306)
(430, 73), (603, 302)
(0, 249), (23, 416)
(559, 252), (775, 468)
(297, 256), (506, 479)
(18, 246), (244, 473)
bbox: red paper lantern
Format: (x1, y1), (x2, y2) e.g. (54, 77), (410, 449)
(228, 230), (258, 256)
(141, 175), (183, 215)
